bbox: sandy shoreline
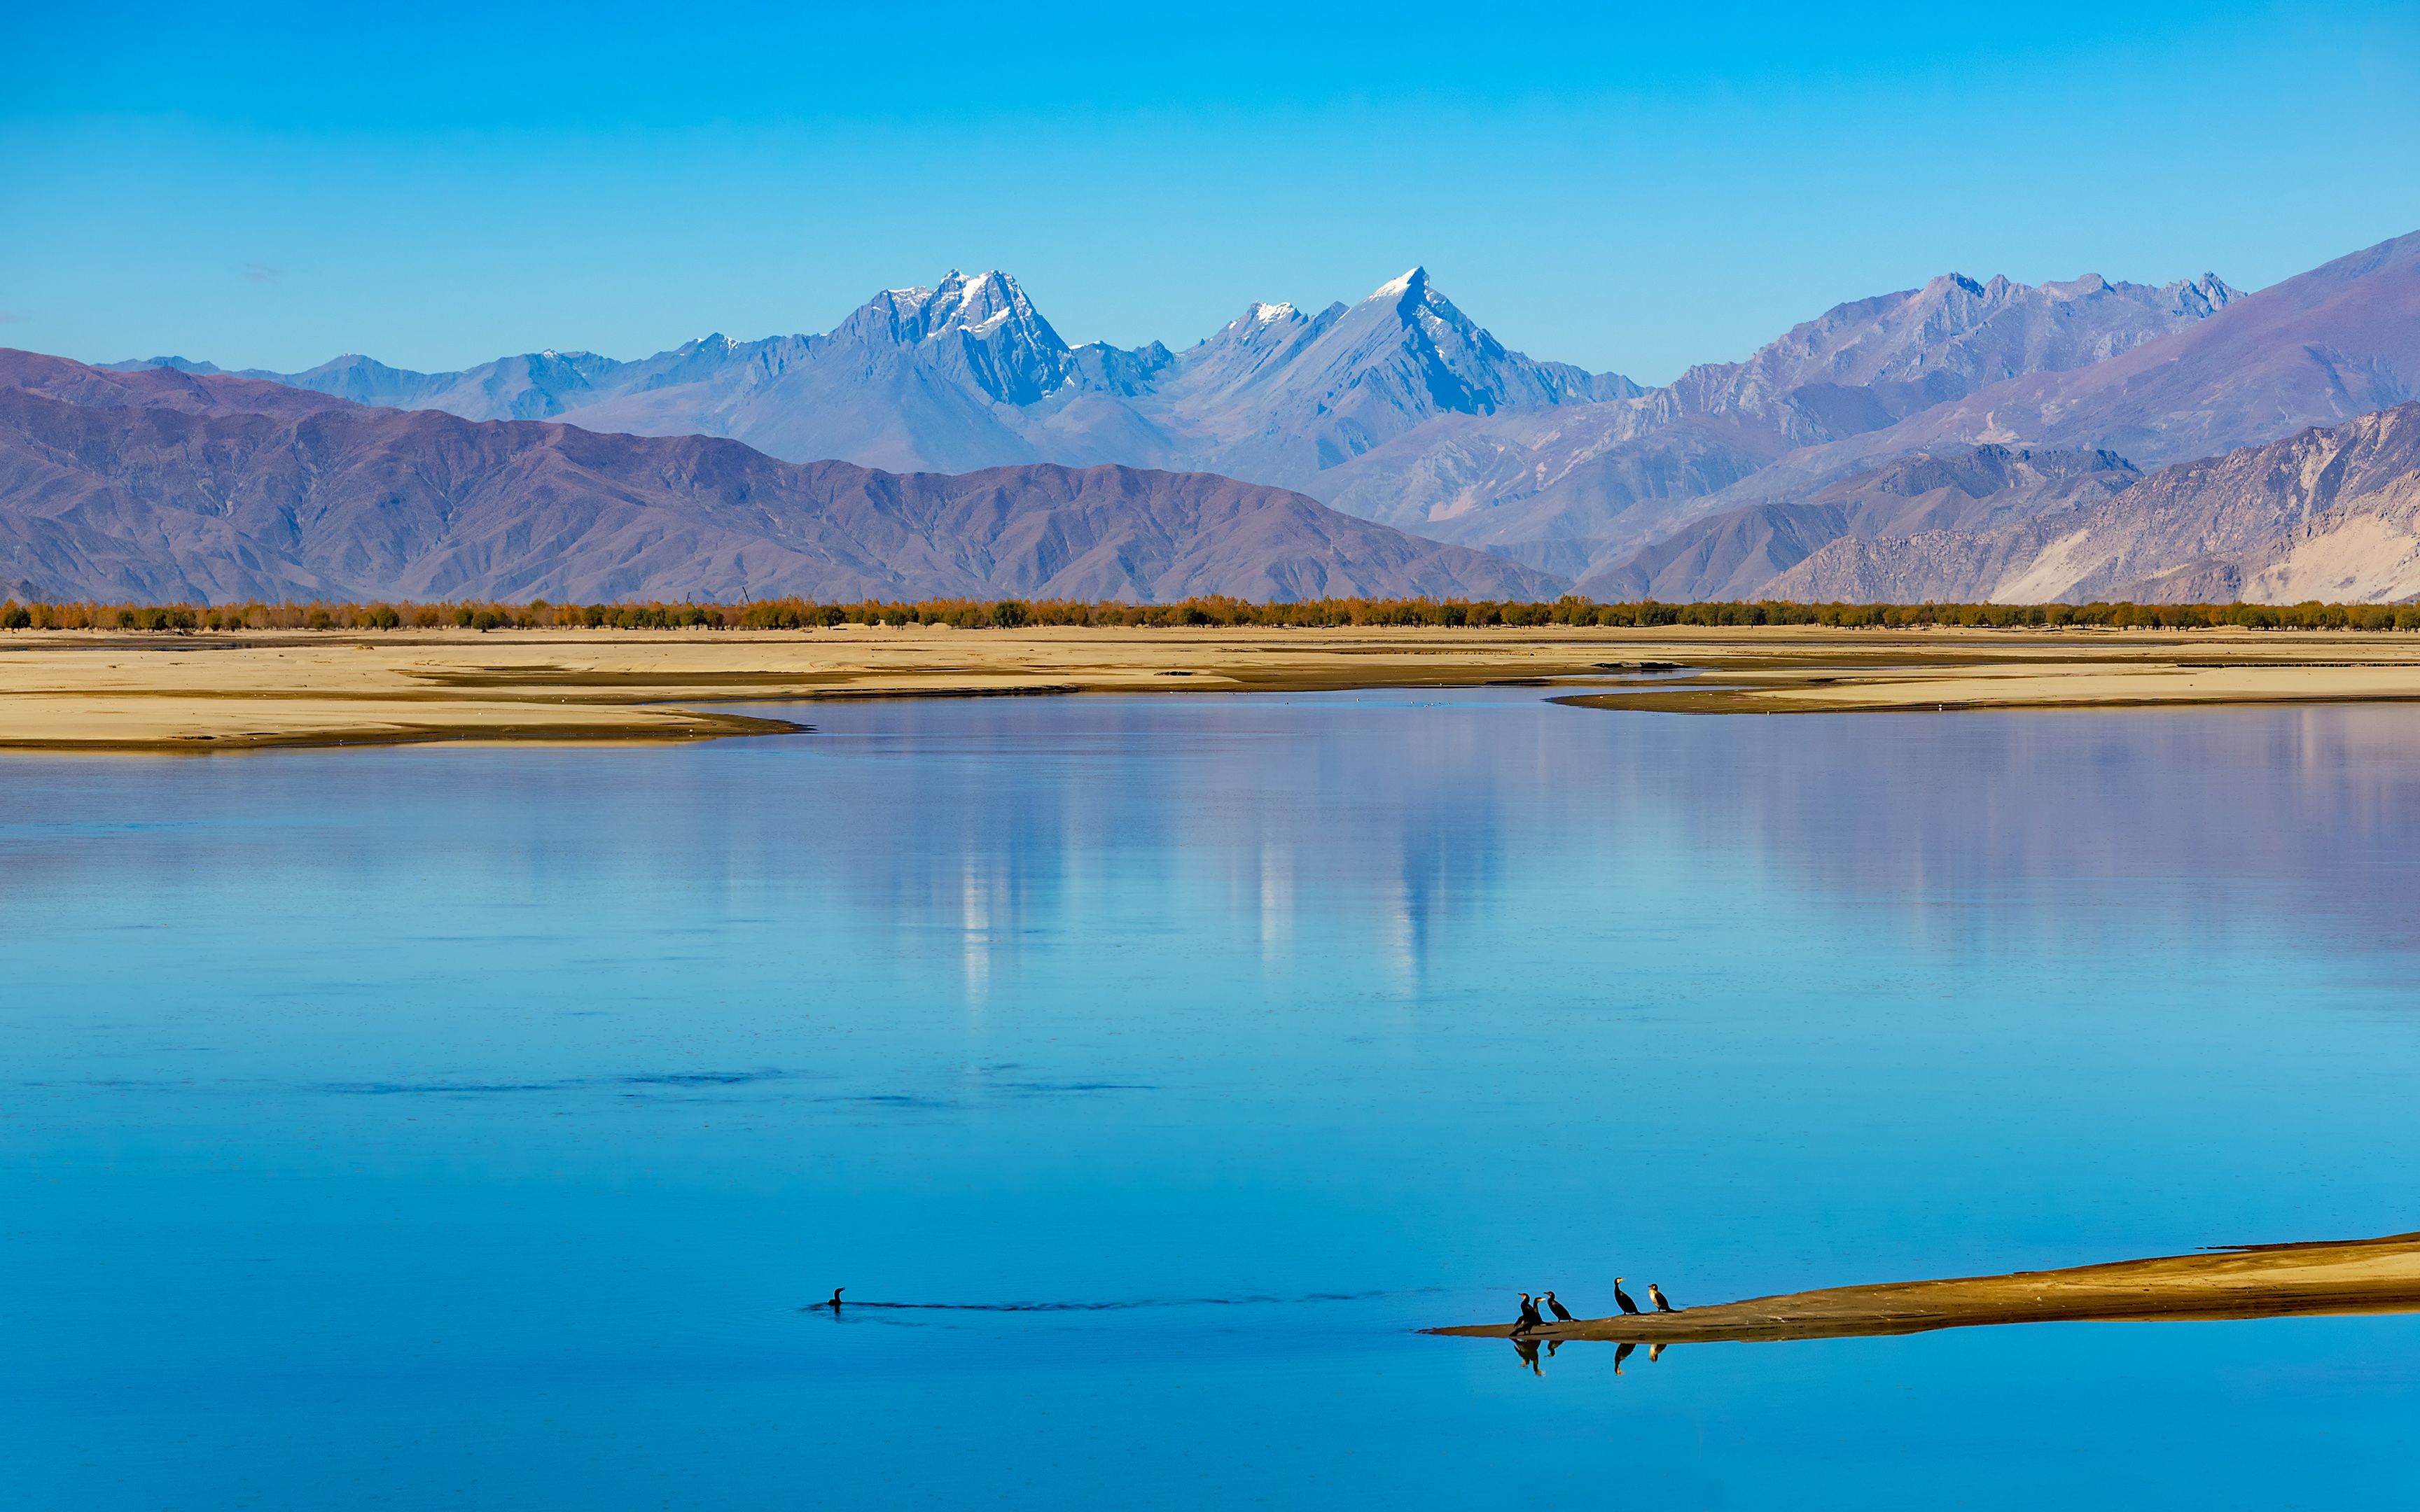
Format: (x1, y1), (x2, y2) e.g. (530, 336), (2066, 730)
(1429, 1231), (2420, 1345)
(6, 624), (2420, 751)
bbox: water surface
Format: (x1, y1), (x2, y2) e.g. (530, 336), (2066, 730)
(6, 691), (2419, 1506)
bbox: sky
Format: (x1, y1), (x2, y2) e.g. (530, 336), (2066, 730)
(4, 1), (2419, 384)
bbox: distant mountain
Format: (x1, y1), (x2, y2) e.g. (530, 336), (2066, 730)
(1317, 269), (2241, 568)
(118, 267), (1638, 493)
(1575, 445), (2139, 601)
(1139, 269), (1640, 490)
(106, 348), (629, 421)
(0, 350), (1557, 605)
(1670, 271), (2237, 431)
(1727, 230), (2420, 509)
(116, 271), (1132, 475)
(1763, 403), (2420, 605)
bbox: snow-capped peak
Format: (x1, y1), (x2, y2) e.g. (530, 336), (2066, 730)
(1363, 267), (1426, 303)
(1249, 300), (1297, 324)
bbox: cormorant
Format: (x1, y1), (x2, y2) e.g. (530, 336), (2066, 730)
(1649, 1283), (1676, 1312)
(1512, 1292), (1544, 1334)
(1613, 1341), (1635, 1374)
(1612, 1278), (1641, 1315)
(827, 1287), (844, 1314)
(1513, 1335), (1542, 1374)
(1543, 1290), (1573, 1323)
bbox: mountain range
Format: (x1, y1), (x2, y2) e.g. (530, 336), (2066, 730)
(123, 268), (1639, 496)
(120, 262), (2246, 565)
(44, 224), (2420, 606)
(0, 351), (1552, 604)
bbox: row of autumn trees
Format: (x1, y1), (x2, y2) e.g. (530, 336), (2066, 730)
(6, 595), (2420, 633)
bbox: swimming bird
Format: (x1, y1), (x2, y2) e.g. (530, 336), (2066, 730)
(1512, 1292), (1543, 1334)
(827, 1287), (844, 1314)
(1612, 1278), (1641, 1315)
(1649, 1283), (1676, 1312)
(1543, 1291), (1573, 1323)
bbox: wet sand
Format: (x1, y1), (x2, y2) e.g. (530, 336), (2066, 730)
(6, 624), (2420, 751)
(1429, 1232), (2420, 1345)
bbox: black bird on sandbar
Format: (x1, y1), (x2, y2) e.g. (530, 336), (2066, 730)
(1649, 1283), (1676, 1312)
(827, 1287), (845, 1314)
(1543, 1290), (1574, 1323)
(1512, 1292), (1544, 1334)
(1612, 1278), (1641, 1315)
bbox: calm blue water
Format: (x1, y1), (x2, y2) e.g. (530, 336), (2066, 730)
(6, 690), (2420, 1508)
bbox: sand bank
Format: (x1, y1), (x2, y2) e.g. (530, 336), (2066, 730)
(1429, 1232), (2420, 1345)
(6, 625), (2420, 752)
(1557, 629), (2420, 714)
(0, 624), (1634, 751)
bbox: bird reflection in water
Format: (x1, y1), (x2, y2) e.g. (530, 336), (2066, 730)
(1611, 1340), (1671, 1373)
(1519, 1334), (1670, 1377)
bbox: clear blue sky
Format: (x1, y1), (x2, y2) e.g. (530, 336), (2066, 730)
(5, 1), (2417, 384)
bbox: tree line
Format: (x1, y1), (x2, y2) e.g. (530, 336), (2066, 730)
(4, 596), (2420, 634)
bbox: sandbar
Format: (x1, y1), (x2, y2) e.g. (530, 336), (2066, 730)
(7, 624), (2420, 752)
(1428, 1231), (2420, 1345)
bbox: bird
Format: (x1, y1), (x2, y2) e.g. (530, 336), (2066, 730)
(1649, 1283), (1676, 1312)
(1612, 1278), (1641, 1315)
(826, 1287), (845, 1314)
(1543, 1291), (1573, 1323)
(1512, 1292), (1543, 1334)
